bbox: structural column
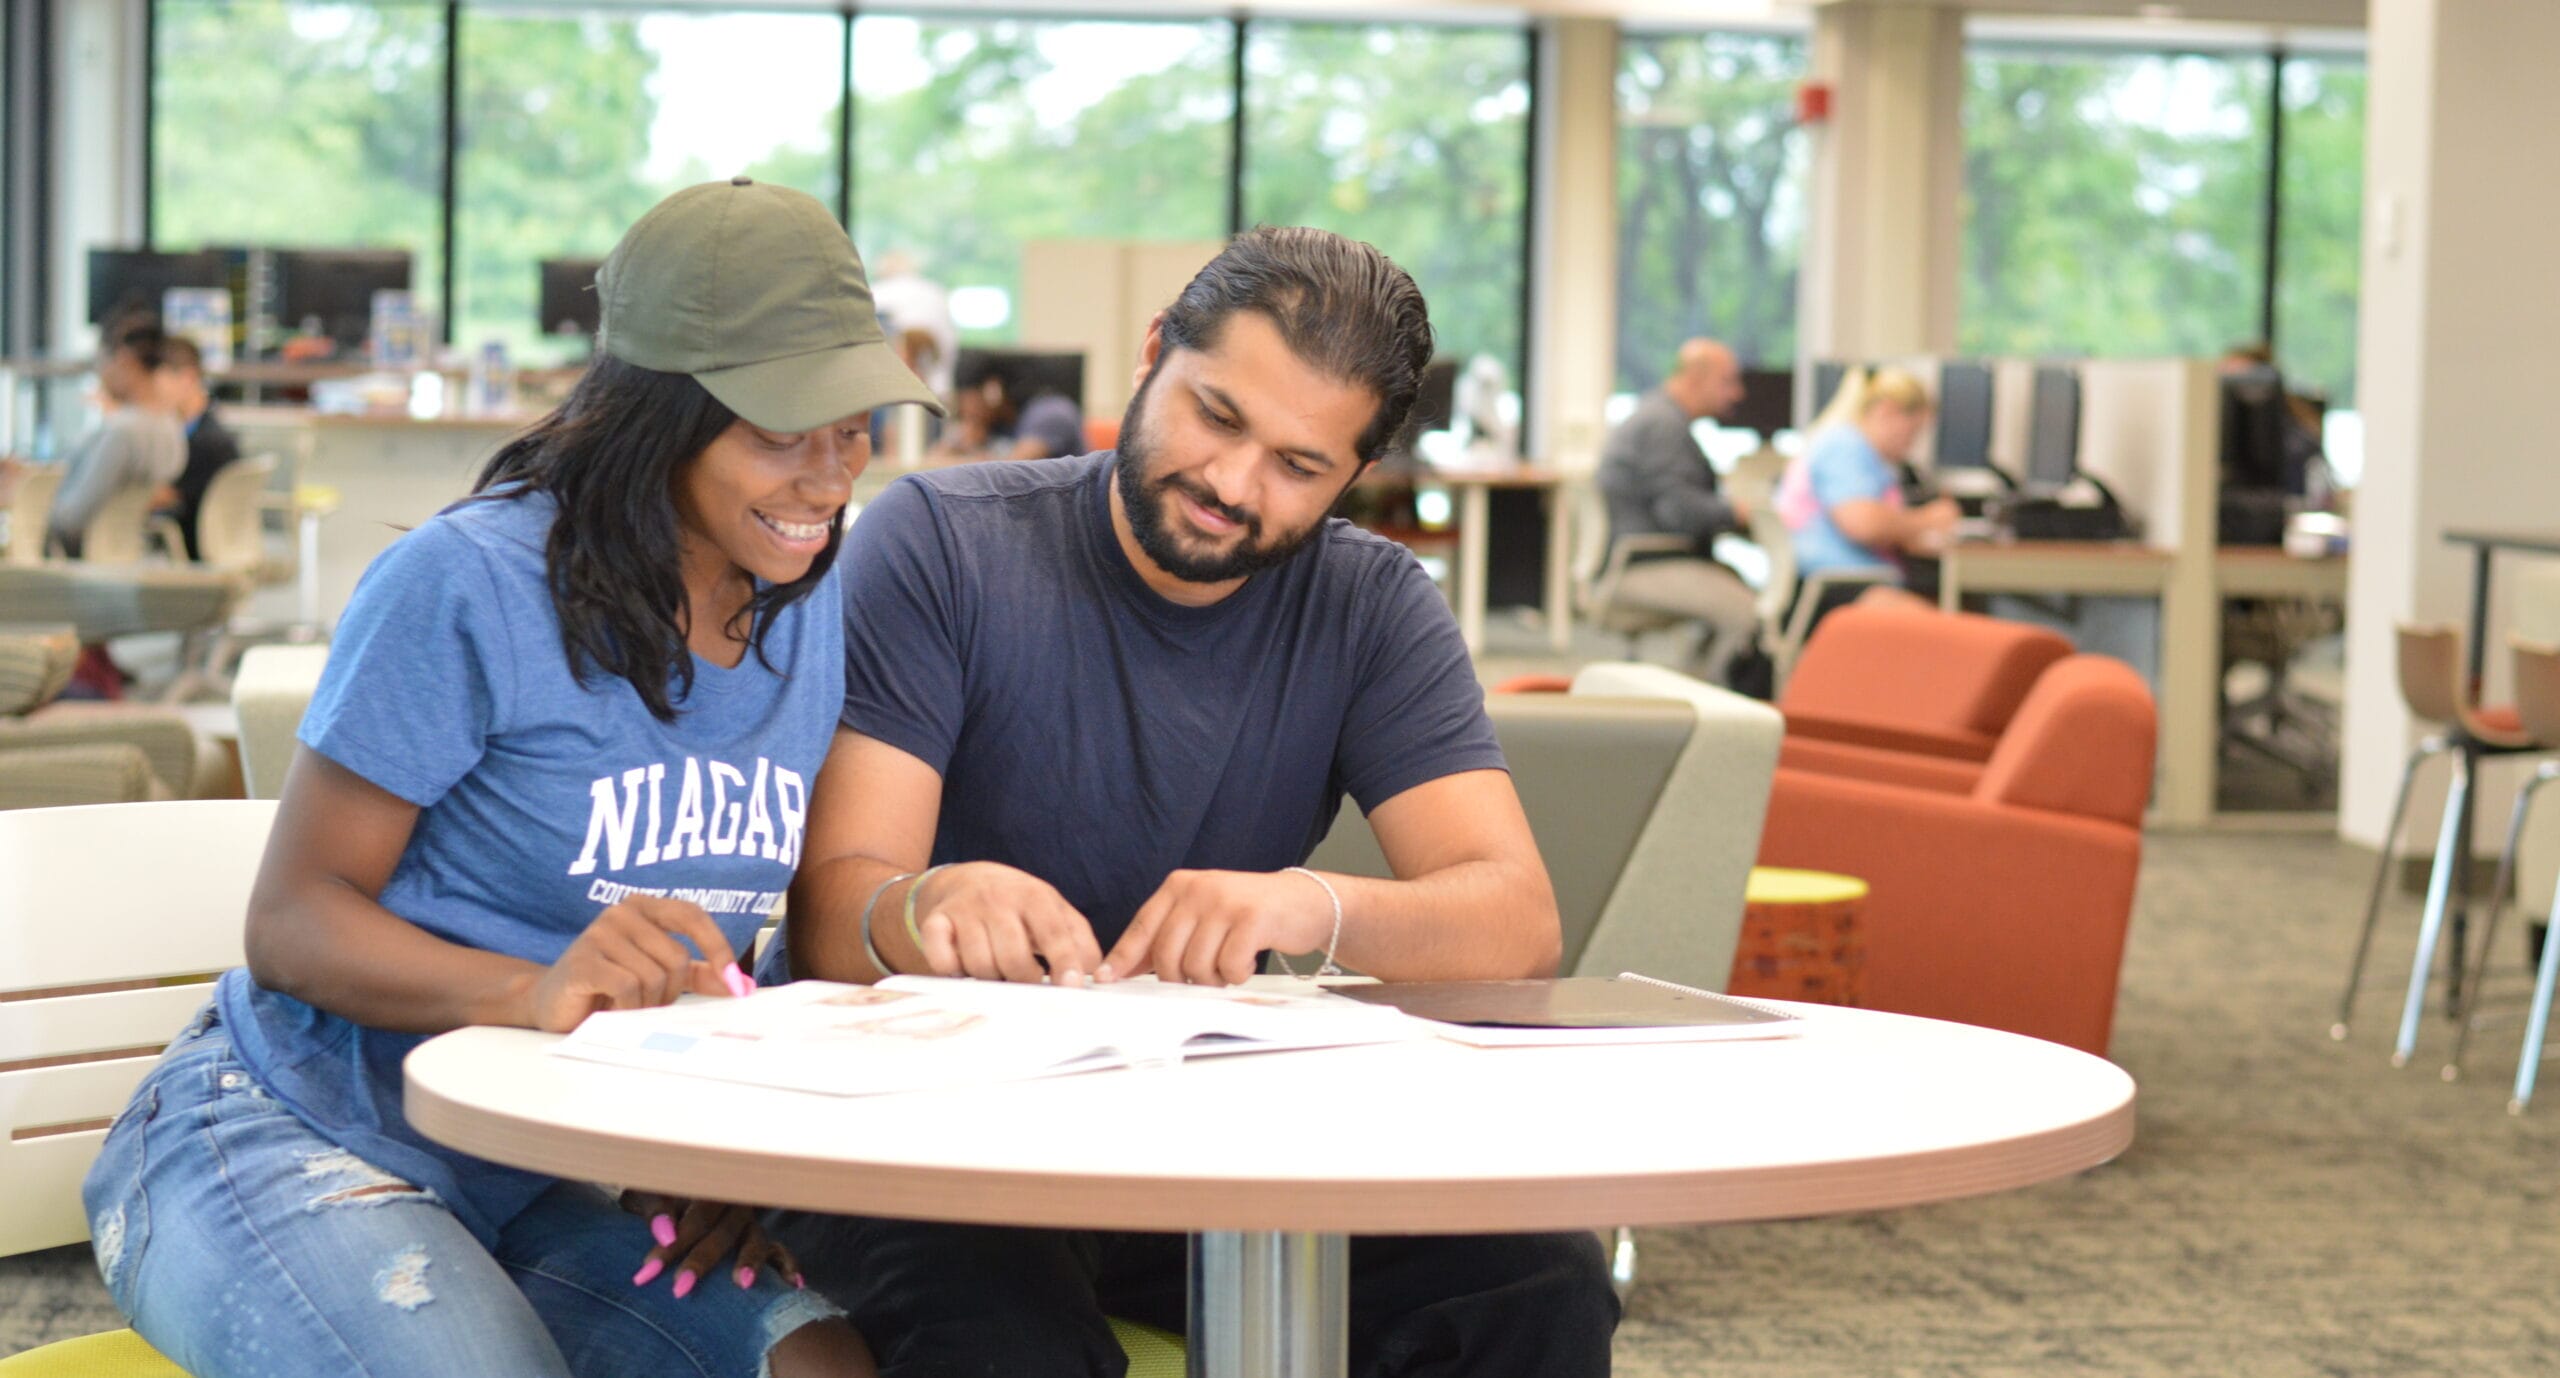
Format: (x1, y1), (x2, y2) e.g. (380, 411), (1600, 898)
(49, 0), (149, 354)
(1526, 14), (1617, 475)
(2339, 0), (2560, 849)
(1798, 0), (1964, 365)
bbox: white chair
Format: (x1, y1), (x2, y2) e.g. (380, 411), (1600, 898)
(3, 466), (64, 566)
(0, 800), (277, 1258)
(76, 486), (164, 566)
(1568, 479), (1695, 656)
(1749, 508), (1896, 691)
(160, 455), (295, 702)
(231, 642), (330, 800)
(1303, 662), (1784, 1302)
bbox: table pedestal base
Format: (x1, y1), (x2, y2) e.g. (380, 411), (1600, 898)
(1187, 1230), (1348, 1378)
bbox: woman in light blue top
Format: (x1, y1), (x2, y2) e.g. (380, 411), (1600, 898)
(1775, 366), (1959, 621)
(80, 180), (941, 1378)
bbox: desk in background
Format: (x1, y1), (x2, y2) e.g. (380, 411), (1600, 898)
(1358, 464), (1573, 656)
(1937, 538), (2349, 826)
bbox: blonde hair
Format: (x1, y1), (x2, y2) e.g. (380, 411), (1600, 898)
(1810, 365), (1933, 434)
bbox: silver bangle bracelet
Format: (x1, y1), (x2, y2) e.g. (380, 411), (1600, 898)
(1276, 866), (1345, 980)
(860, 871), (917, 978)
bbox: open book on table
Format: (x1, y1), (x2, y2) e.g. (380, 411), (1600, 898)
(548, 974), (1428, 1097)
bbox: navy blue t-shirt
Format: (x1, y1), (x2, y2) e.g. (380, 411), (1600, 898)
(812, 452), (1503, 949)
(218, 490), (842, 1246)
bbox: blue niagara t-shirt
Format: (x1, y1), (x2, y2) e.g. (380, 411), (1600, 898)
(768, 452), (1505, 960)
(215, 489), (843, 1246)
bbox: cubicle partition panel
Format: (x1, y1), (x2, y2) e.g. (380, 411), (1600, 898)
(1018, 238), (1224, 424)
(2076, 359), (2207, 547)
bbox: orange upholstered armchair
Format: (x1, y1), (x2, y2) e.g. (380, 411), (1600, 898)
(1776, 605), (2075, 792)
(1756, 653), (2156, 1055)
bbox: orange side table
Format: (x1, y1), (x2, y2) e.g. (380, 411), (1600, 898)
(1728, 867), (1870, 1007)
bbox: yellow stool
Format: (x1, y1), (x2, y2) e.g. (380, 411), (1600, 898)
(1729, 866), (1870, 1007)
(0, 1328), (181, 1376)
(0, 1321), (1187, 1376)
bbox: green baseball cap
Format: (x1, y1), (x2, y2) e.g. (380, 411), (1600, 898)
(596, 176), (944, 432)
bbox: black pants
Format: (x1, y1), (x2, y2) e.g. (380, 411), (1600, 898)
(767, 1213), (1619, 1378)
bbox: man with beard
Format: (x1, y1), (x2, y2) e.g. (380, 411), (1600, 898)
(757, 226), (1616, 1378)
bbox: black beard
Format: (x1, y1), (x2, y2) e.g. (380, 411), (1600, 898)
(1113, 373), (1329, 586)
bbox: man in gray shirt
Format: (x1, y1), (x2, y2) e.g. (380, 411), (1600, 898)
(47, 324), (188, 558)
(1594, 337), (1759, 684)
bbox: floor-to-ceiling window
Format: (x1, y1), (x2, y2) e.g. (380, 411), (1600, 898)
(142, 3), (1538, 386)
(1614, 27), (1807, 391)
(152, 0), (447, 329)
(849, 13), (1232, 349)
(454, 5), (842, 362)
(1961, 40), (2272, 361)
(1243, 21), (1532, 393)
(2274, 47), (2365, 480)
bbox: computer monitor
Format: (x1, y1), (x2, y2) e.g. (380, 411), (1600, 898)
(271, 248), (413, 354)
(538, 258), (605, 340)
(1407, 356), (1461, 437)
(2025, 365), (2082, 491)
(86, 248), (234, 327)
(1932, 361), (1995, 470)
(953, 347), (1085, 410)
(1726, 368), (1796, 440)
(2219, 367), (2292, 493)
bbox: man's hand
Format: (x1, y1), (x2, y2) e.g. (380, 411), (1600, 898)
(1103, 869), (1336, 987)
(907, 862), (1106, 985)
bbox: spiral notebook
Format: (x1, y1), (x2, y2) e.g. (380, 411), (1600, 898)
(1331, 973), (1801, 1047)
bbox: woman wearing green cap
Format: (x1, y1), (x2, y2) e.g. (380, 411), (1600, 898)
(81, 178), (938, 1378)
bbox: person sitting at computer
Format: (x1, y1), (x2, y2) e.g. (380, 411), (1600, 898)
(1776, 365), (1957, 625)
(44, 315), (189, 560)
(1594, 337), (1761, 686)
(151, 335), (243, 561)
(2219, 342), (2339, 509)
(935, 355), (1085, 461)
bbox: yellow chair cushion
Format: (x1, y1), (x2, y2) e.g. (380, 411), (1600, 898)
(1108, 1317), (1187, 1378)
(0, 1329), (186, 1376)
(2, 1323), (1183, 1376)
(1745, 865), (1869, 907)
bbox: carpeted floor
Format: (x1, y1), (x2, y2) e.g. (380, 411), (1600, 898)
(9, 829), (2556, 1373)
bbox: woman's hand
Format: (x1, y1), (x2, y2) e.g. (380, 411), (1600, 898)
(620, 1192), (805, 1296)
(521, 896), (747, 1033)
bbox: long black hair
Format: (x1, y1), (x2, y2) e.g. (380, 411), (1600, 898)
(473, 355), (844, 722)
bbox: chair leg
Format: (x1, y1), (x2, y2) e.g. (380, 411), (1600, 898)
(2337, 738), (2444, 1039)
(2513, 862), (2560, 1114)
(2445, 763), (2560, 1078)
(2395, 745), (2474, 1067)
(1609, 1227), (1638, 1304)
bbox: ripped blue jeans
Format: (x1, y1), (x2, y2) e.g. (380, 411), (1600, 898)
(81, 1005), (838, 1378)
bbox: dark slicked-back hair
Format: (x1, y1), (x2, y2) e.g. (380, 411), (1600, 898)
(1155, 226), (1434, 465)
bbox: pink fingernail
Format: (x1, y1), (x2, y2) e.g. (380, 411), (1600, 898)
(632, 1258), (664, 1287)
(721, 963), (751, 998)
(735, 1265), (756, 1290)
(673, 1268), (697, 1299)
(791, 1272), (807, 1290)
(651, 1213), (677, 1247)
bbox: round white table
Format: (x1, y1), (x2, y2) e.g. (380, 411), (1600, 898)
(409, 1001), (2134, 1378)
